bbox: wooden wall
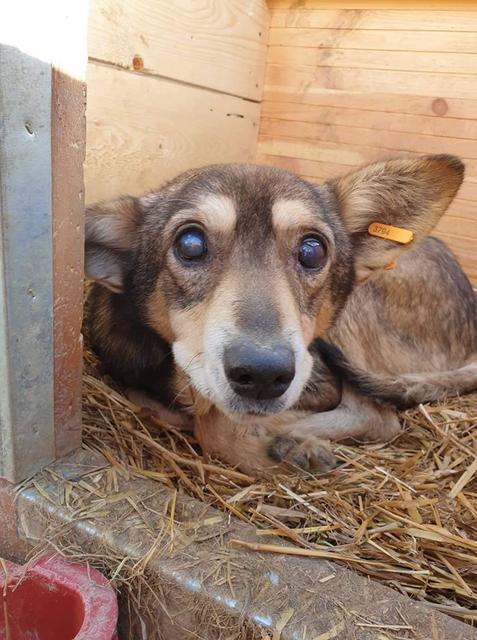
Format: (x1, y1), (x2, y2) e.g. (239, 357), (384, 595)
(85, 0), (269, 203)
(258, 0), (477, 284)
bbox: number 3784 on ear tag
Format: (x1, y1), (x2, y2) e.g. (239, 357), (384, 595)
(368, 222), (414, 245)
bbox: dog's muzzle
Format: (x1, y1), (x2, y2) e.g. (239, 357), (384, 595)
(223, 341), (295, 401)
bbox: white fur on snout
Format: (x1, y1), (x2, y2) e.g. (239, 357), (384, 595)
(172, 341), (211, 401)
(203, 325), (237, 409)
(281, 328), (313, 407)
(171, 271), (314, 415)
(179, 331), (312, 419)
(172, 324), (237, 411)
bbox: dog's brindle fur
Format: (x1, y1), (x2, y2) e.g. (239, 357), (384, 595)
(85, 155), (477, 475)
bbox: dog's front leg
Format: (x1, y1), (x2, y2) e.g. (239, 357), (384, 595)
(279, 386), (401, 444)
(194, 409), (337, 476)
(194, 387), (401, 476)
(224, 386), (402, 475)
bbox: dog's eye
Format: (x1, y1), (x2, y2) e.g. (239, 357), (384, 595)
(174, 227), (208, 262)
(298, 236), (327, 270)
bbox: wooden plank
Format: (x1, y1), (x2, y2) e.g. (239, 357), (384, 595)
(88, 0), (269, 101)
(85, 63), (261, 203)
(270, 8), (477, 31)
(434, 199), (476, 223)
(262, 90), (477, 120)
(268, 1), (475, 10)
(435, 215), (477, 239)
(267, 47), (477, 75)
(459, 182), (477, 202)
(257, 152), (356, 178)
(265, 63), (477, 100)
(260, 101), (477, 140)
(258, 134), (372, 165)
(260, 118), (477, 158)
(52, 69), (86, 458)
(257, 135), (477, 176)
(268, 27), (477, 53)
(0, 46), (55, 481)
(43, 0), (89, 464)
(433, 233), (477, 283)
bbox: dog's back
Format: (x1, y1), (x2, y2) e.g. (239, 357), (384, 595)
(322, 237), (477, 407)
(329, 236), (477, 373)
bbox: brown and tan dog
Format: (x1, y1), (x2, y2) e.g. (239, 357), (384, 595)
(85, 155), (477, 475)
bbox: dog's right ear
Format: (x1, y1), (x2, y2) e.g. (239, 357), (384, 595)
(85, 196), (141, 293)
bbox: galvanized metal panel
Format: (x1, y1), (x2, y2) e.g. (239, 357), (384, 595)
(0, 45), (55, 481)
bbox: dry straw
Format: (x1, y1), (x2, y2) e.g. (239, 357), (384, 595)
(79, 339), (477, 626)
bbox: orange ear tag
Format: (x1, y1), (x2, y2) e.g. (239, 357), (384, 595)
(368, 222), (414, 245)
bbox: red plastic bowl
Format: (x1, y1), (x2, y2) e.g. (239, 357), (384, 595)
(0, 555), (118, 639)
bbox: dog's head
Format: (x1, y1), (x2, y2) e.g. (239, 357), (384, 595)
(85, 155), (463, 417)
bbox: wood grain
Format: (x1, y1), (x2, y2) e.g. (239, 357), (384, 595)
(435, 215), (477, 240)
(268, 27), (477, 53)
(270, 8), (477, 30)
(85, 63), (260, 203)
(266, 64), (477, 101)
(267, 47), (477, 75)
(88, 0), (269, 100)
(261, 91), (477, 120)
(260, 118), (477, 158)
(260, 101), (477, 140)
(268, 1), (474, 9)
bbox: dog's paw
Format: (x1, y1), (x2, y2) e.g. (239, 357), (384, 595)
(268, 435), (337, 473)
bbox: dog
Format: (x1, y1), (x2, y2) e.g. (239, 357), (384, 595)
(84, 154), (477, 476)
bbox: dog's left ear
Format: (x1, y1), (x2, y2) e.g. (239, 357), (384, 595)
(329, 154), (464, 281)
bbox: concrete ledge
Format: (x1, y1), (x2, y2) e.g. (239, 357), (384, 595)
(0, 479), (29, 562)
(16, 450), (477, 640)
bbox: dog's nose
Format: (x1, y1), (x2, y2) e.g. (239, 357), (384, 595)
(224, 342), (295, 400)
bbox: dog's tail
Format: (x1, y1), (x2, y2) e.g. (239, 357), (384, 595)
(315, 339), (477, 409)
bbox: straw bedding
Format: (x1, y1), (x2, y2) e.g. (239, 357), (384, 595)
(80, 338), (477, 626)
